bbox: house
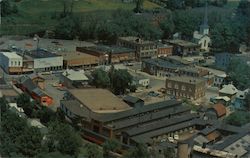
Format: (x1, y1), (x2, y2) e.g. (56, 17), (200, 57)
(61, 69), (89, 88)
(117, 37), (157, 61)
(17, 76), (53, 106)
(0, 86), (19, 102)
(219, 84), (238, 99)
(0, 51), (23, 74)
(207, 103), (227, 119)
(210, 96), (231, 106)
(232, 89), (249, 110)
(215, 53), (234, 70)
(166, 40), (200, 56)
(133, 75), (150, 87)
(165, 76), (206, 100)
(157, 43), (173, 57)
(77, 45), (135, 64)
(58, 51), (99, 69)
(213, 73), (227, 88)
(193, 2), (211, 52)
(123, 95), (144, 108)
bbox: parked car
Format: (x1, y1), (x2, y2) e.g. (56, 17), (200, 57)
(148, 91), (159, 97)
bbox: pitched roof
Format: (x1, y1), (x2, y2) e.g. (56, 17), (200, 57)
(219, 84), (238, 95)
(62, 69), (88, 81)
(213, 103), (226, 118)
(123, 95), (143, 104)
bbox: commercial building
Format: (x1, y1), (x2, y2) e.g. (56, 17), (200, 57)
(157, 44), (173, 57)
(142, 57), (208, 78)
(132, 75), (150, 87)
(77, 45), (135, 64)
(25, 49), (63, 72)
(165, 76), (206, 100)
(58, 51), (99, 69)
(117, 37), (157, 60)
(167, 40), (200, 56)
(0, 51), (23, 74)
(215, 53), (234, 70)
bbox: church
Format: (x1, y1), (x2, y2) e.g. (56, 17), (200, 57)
(193, 2), (211, 52)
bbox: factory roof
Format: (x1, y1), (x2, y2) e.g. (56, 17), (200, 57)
(68, 89), (132, 113)
(28, 49), (61, 58)
(166, 76), (206, 85)
(86, 45), (135, 54)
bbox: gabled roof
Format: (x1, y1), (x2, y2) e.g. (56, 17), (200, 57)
(219, 84), (238, 95)
(62, 69), (88, 81)
(123, 95), (144, 104)
(212, 103), (226, 118)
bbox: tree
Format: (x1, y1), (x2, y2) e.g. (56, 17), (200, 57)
(45, 121), (82, 156)
(103, 139), (120, 158)
(38, 106), (56, 124)
(160, 13), (175, 39)
(37, 151), (73, 158)
(61, 0), (74, 18)
(246, 92), (250, 111)
(0, 97), (8, 114)
(0, 110), (43, 157)
(124, 144), (150, 158)
(16, 127), (43, 157)
(84, 143), (102, 158)
(111, 69), (133, 95)
(91, 68), (110, 88)
(17, 93), (34, 117)
(134, 0), (144, 13)
(227, 59), (250, 90)
(224, 111), (250, 126)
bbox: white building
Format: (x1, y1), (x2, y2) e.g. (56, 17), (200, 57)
(193, 2), (211, 52)
(213, 73), (227, 88)
(133, 76), (150, 87)
(0, 51), (23, 74)
(28, 49), (63, 72)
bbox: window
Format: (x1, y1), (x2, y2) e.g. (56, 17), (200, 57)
(18, 61), (21, 66)
(15, 61), (17, 66)
(11, 61), (13, 66)
(174, 84), (179, 89)
(204, 40), (207, 47)
(167, 83), (172, 88)
(182, 85), (186, 91)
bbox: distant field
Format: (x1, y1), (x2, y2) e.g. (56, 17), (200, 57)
(1, 0), (160, 35)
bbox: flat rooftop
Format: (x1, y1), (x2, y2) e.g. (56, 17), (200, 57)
(143, 58), (185, 69)
(1, 52), (22, 59)
(166, 76), (205, 84)
(84, 45), (135, 54)
(68, 89), (132, 113)
(27, 49), (61, 59)
(118, 36), (155, 45)
(58, 51), (98, 61)
(168, 40), (199, 47)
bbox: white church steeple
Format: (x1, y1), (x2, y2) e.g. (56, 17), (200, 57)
(199, 1), (209, 35)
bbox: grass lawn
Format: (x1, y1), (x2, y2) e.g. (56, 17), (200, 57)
(1, 0), (160, 35)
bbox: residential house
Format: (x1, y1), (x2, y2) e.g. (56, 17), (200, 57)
(232, 89), (249, 110)
(61, 69), (89, 88)
(213, 73), (227, 88)
(219, 84), (238, 99)
(133, 75), (150, 87)
(29, 74), (45, 90)
(207, 103), (227, 119)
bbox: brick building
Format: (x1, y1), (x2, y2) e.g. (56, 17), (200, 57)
(165, 76), (206, 100)
(117, 37), (157, 60)
(157, 44), (173, 57)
